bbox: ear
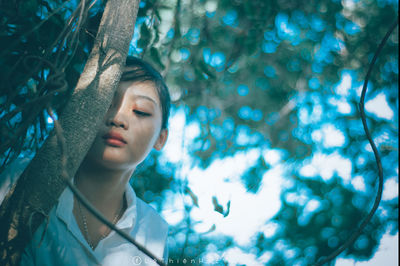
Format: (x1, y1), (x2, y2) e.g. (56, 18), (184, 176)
(154, 129), (168, 151)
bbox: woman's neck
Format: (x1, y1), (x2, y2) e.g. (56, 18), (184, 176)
(73, 158), (134, 249)
(74, 158), (134, 213)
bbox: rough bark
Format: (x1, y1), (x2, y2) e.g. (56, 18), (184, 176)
(0, 0), (140, 264)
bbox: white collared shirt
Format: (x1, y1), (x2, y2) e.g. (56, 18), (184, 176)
(21, 184), (168, 266)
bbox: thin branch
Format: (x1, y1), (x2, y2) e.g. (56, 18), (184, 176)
(314, 18), (398, 266)
(0, 0), (74, 59)
(161, 0), (181, 78)
(0, 1), (91, 172)
(0, 56), (68, 124)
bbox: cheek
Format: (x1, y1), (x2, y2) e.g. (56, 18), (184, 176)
(131, 126), (160, 154)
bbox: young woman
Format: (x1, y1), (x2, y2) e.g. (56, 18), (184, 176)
(21, 57), (171, 265)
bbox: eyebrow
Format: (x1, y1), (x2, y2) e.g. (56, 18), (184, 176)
(133, 94), (158, 106)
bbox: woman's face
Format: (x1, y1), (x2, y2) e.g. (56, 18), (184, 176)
(85, 80), (168, 170)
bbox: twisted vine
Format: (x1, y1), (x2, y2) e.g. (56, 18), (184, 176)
(314, 18), (398, 266)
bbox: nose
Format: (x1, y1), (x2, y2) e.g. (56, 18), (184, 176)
(105, 106), (129, 129)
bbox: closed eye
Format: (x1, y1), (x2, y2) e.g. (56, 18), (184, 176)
(133, 110), (151, 117)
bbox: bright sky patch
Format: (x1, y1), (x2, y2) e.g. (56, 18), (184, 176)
(365, 93), (394, 120)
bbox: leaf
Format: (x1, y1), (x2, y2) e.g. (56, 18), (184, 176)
(185, 186), (199, 207)
(150, 47), (165, 69)
(212, 197), (231, 217)
(201, 224), (216, 235)
(212, 196), (223, 214)
(137, 23), (151, 49)
(224, 200), (231, 217)
(198, 60), (216, 79)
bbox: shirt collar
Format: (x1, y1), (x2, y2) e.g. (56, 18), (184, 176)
(116, 183), (137, 229)
(56, 182), (138, 235)
(56, 186), (87, 249)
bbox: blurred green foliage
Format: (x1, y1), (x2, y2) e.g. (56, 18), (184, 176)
(0, 0), (398, 265)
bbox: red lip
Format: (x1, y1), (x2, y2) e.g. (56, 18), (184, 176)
(102, 131), (127, 146)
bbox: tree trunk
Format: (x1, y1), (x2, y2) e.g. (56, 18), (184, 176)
(0, 0), (140, 264)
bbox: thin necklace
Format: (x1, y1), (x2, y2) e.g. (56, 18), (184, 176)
(77, 195), (125, 250)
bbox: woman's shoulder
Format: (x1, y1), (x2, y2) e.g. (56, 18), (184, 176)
(135, 197), (168, 230)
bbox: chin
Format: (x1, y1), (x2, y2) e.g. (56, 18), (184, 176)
(86, 146), (144, 170)
(100, 155), (143, 171)
(98, 156), (127, 168)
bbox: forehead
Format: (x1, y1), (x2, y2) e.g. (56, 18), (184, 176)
(117, 80), (160, 105)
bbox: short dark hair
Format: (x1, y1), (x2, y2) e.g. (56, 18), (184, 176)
(121, 56), (171, 129)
